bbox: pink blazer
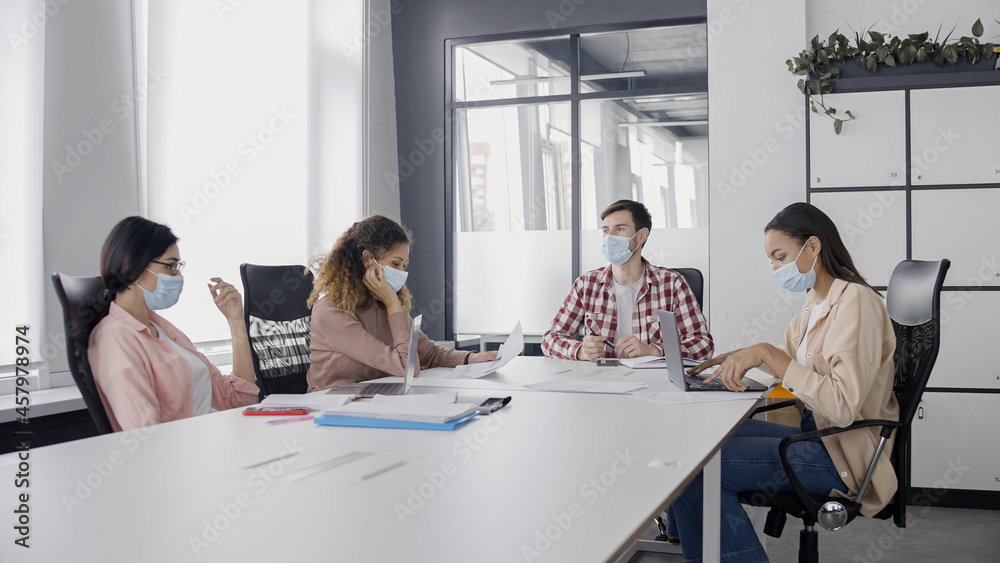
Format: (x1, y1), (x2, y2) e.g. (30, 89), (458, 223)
(88, 302), (259, 431)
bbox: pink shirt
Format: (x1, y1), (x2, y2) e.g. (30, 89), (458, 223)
(306, 297), (467, 392)
(88, 302), (260, 431)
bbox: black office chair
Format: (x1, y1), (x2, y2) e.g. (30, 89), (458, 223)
(735, 259), (950, 563)
(240, 264), (315, 397)
(672, 267), (704, 311)
(51, 273), (114, 435)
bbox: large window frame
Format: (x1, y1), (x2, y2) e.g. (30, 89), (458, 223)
(444, 17), (709, 340)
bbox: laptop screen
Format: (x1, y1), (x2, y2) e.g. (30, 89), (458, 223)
(402, 314), (422, 394)
(656, 310), (687, 389)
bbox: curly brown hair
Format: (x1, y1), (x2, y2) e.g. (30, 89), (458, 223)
(307, 215), (414, 314)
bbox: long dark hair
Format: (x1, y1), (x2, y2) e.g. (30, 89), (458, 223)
(97, 216), (179, 315)
(765, 202), (875, 292)
(308, 215), (413, 313)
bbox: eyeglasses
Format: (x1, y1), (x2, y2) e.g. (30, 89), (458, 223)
(151, 260), (186, 276)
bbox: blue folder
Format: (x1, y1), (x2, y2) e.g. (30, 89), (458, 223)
(313, 412), (479, 431)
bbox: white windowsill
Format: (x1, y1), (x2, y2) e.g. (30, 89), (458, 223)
(0, 385), (85, 425)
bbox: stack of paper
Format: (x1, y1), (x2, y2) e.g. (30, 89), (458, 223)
(619, 356), (702, 369)
(524, 378), (647, 394)
(260, 393), (356, 410)
(320, 393), (479, 424)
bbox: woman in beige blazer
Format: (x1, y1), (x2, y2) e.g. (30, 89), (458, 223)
(669, 202), (898, 563)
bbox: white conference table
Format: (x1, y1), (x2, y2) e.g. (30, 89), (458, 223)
(1, 359), (765, 562)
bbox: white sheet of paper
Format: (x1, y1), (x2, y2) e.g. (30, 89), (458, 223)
(524, 378), (647, 394)
(369, 392), (458, 405)
(260, 393), (355, 410)
(447, 321), (524, 379)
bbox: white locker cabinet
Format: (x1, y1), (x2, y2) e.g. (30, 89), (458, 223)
(811, 191), (906, 287)
(809, 91), (907, 189)
(910, 392), (1000, 491)
(911, 189), (1000, 288)
(910, 85), (1000, 186)
(934, 292), (1000, 390)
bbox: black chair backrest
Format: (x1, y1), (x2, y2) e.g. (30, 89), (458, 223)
(50, 273), (114, 435)
(240, 264), (315, 396)
(884, 259), (950, 527)
(672, 268), (704, 310)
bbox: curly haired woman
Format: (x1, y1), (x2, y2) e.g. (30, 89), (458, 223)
(305, 215), (497, 391)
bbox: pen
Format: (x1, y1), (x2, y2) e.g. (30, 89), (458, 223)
(585, 314), (615, 350)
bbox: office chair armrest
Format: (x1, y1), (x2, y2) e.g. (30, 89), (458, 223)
(776, 420), (901, 521)
(749, 399), (798, 418)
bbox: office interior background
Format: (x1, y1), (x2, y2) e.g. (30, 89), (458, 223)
(1, 0), (998, 559)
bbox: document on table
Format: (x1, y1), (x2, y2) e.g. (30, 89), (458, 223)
(447, 321), (524, 379)
(620, 356), (701, 369)
(524, 378), (647, 394)
(321, 392), (479, 423)
(259, 393), (356, 410)
(631, 392), (760, 405)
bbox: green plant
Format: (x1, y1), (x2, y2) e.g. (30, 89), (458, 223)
(786, 18), (998, 134)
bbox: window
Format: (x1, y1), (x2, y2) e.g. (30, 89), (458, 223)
(449, 21), (709, 337)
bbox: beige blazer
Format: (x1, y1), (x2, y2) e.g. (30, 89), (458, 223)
(776, 278), (899, 517)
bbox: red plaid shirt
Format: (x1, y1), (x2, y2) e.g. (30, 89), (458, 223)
(542, 259), (714, 360)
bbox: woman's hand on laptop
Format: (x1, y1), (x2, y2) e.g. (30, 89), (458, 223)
(688, 350), (740, 376)
(700, 346), (768, 392)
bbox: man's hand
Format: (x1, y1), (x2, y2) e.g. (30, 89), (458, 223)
(576, 334), (606, 361)
(614, 335), (659, 359)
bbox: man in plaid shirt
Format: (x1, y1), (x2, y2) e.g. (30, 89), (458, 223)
(542, 200), (714, 361)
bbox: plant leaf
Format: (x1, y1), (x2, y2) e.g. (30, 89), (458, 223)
(884, 54), (897, 67)
(972, 18), (984, 38)
(869, 30), (885, 43)
(844, 110), (854, 119)
(834, 119), (843, 135)
(866, 53), (879, 72)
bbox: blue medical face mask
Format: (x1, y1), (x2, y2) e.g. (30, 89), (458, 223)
(137, 268), (184, 310)
(773, 243), (818, 293)
(601, 232), (639, 266)
(375, 259), (408, 292)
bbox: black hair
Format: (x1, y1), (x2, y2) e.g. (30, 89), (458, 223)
(765, 202), (875, 292)
(97, 216), (179, 315)
(601, 199), (653, 248)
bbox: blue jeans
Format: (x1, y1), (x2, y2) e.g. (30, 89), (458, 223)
(667, 411), (847, 563)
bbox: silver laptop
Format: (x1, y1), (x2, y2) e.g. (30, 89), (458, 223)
(658, 310), (767, 393)
(355, 314), (422, 398)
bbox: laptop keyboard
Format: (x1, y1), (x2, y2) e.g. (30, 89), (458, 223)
(685, 375), (726, 389)
(359, 382), (402, 396)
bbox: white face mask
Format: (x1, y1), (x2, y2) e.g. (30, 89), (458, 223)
(772, 243), (818, 293)
(374, 259), (408, 292)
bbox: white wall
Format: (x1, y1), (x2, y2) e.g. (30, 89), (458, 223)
(707, 0), (998, 353)
(807, 0), (1000, 40)
(366, 0), (402, 221)
(0, 0), (46, 367)
(41, 0), (142, 373)
(707, 0), (808, 352)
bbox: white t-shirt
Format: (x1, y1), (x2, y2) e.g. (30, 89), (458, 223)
(796, 299), (825, 366)
(153, 322), (215, 416)
(613, 277), (643, 339)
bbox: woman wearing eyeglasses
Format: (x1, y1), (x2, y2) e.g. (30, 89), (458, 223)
(88, 216), (259, 431)
(305, 214), (496, 391)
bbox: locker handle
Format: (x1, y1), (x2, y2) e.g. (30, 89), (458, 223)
(917, 406), (923, 420)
